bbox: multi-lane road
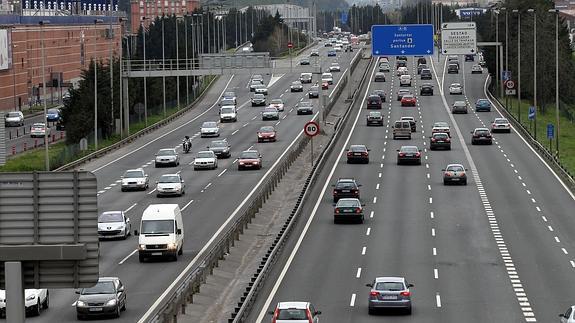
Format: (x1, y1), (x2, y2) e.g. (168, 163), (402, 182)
(20, 42), (360, 322)
(247, 52), (575, 322)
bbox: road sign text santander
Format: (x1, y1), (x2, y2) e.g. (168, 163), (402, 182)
(371, 24), (434, 56)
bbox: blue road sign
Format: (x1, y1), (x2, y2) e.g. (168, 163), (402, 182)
(371, 24), (435, 56)
(502, 70), (512, 81)
(460, 9), (484, 17)
(547, 123), (554, 139)
(341, 12), (348, 25)
(528, 106), (536, 120)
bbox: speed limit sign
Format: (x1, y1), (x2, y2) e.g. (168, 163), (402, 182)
(304, 121), (320, 137)
(505, 80), (515, 89)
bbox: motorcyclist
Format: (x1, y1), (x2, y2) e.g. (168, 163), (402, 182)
(182, 136), (191, 153)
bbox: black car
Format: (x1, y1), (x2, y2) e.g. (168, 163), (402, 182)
(308, 85), (319, 98)
(296, 101), (314, 115)
(262, 107), (280, 120)
(374, 72), (386, 82)
(300, 57), (310, 65)
(447, 64), (459, 74)
(346, 144), (370, 164)
(208, 140), (231, 158)
(471, 128), (493, 145)
(420, 84), (434, 96)
(396, 60), (407, 68)
(366, 111), (384, 126)
(251, 94), (266, 106)
(420, 69), (432, 80)
(417, 57), (427, 65)
(396, 55), (407, 61)
(332, 178), (361, 202)
(75, 277), (127, 320)
(366, 95), (382, 109)
(429, 132), (451, 150)
(397, 146), (422, 165)
(417, 64), (428, 74)
(465, 54), (475, 62)
(372, 90), (386, 102)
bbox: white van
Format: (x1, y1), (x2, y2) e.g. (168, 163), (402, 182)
(220, 105), (237, 122)
(300, 72), (313, 84)
(136, 204), (184, 262)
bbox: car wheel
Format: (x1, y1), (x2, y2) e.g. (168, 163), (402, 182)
(443, 180), (449, 185)
(368, 307), (376, 315)
(156, 194), (161, 198)
(178, 246), (183, 255)
(121, 298), (126, 311)
(122, 230), (128, 240)
(406, 306), (412, 315)
(33, 299), (41, 316)
(115, 305), (121, 318)
(430, 146), (435, 151)
(77, 314), (84, 320)
(139, 254), (145, 262)
(42, 291), (49, 309)
(462, 179), (468, 185)
(121, 187), (126, 192)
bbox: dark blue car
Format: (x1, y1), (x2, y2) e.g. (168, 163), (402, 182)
(46, 108), (61, 122)
(475, 99), (491, 112)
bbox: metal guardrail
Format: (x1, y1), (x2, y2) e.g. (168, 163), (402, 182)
(54, 76), (218, 171)
(229, 52), (373, 323)
(142, 47), (368, 323)
(485, 76), (575, 192)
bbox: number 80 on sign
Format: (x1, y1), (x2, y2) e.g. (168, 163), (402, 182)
(304, 121), (320, 137)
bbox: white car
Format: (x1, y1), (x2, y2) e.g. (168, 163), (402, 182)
(254, 85), (268, 95)
(0, 289), (49, 316)
(396, 66), (408, 76)
(334, 45), (342, 52)
(98, 211), (131, 239)
(220, 106), (237, 122)
(432, 121), (451, 137)
(269, 98), (284, 112)
(321, 72), (333, 85)
(155, 148), (180, 167)
(269, 301), (321, 322)
(449, 83), (463, 95)
(4, 111), (24, 127)
(156, 173), (185, 197)
(491, 118), (511, 133)
(193, 150), (218, 170)
(329, 63), (341, 72)
(121, 168), (149, 191)
(30, 122), (50, 138)
(200, 121), (220, 137)
(400, 75), (412, 87)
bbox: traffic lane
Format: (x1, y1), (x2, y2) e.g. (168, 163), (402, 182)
(457, 63), (575, 320)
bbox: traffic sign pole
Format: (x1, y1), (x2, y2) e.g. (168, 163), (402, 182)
(304, 121), (320, 166)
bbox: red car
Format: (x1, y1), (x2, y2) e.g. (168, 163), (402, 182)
(322, 81), (329, 90)
(401, 94), (416, 107)
(238, 150), (262, 170)
(257, 126), (277, 142)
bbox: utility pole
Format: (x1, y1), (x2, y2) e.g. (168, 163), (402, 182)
(513, 9), (521, 123)
(109, 0), (114, 134)
(162, 16), (166, 116)
(40, 20), (50, 171)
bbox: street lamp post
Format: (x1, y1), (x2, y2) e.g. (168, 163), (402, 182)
(513, 9), (521, 123)
(39, 20), (50, 171)
(93, 19), (103, 151)
(494, 10), (500, 98)
(175, 16), (182, 109)
(549, 8), (560, 155)
(184, 14), (189, 106)
(142, 16), (149, 126)
(528, 8), (537, 140)
(502, 7), (509, 110)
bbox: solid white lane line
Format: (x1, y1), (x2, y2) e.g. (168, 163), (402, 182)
(181, 199), (194, 211)
(124, 203), (137, 213)
(232, 129), (239, 135)
(119, 249), (138, 265)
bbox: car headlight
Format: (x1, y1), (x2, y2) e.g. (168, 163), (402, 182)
(167, 242), (177, 250)
(76, 300), (87, 307)
(26, 294), (36, 301)
(105, 299), (117, 307)
(139, 244), (146, 250)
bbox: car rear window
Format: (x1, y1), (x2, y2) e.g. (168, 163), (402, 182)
(375, 282), (405, 291)
(401, 147), (418, 153)
(337, 199), (360, 207)
(336, 181), (356, 189)
(7, 112), (21, 117)
(447, 165), (464, 172)
(203, 122), (217, 127)
(350, 145), (366, 152)
(278, 309), (307, 320)
(240, 152), (259, 159)
(475, 129), (490, 134)
(433, 133), (448, 139)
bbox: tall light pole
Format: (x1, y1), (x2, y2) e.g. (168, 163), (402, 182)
(513, 9), (521, 123)
(161, 16), (166, 116)
(502, 7), (508, 110)
(549, 8), (560, 155)
(108, 3), (114, 134)
(494, 10), (500, 98)
(93, 19), (103, 151)
(184, 14), (189, 106)
(39, 20), (50, 171)
(528, 8), (537, 140)
(175, 15), (182, 109)
(142, 17), (148, 126)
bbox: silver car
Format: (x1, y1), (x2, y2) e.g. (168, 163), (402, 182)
(296, 101), (313, 115)
(560, 305), (575, 323)
(121, 168), (149, 191)
(4, 111), (24, 127)
(268, 301), (321, 322)
(155, 148), (180, 167)
(200, 121), (220, 137)
(156, 173), (185, 197)
(98, 211), (131, 239)
(449, 83), (463, 95)
(367, 276), (413, 314)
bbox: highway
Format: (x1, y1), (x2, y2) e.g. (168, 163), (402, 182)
(20, 41), (361, 322)
(3, 113), (64, 156)
(246, 52), (575, 323)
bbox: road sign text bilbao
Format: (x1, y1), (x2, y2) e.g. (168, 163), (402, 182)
(371, 24), (434, 56)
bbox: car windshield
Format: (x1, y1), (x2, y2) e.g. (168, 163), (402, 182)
(210, 141), (227, 148)
(202, 122), (217, 128)
(454, 102), (466, 106)
(221, 99), (235, 106)
(82, 281), (115, 295)
(369, 112), (382, 117)
(157, 150), (175, 156)
(123, 170), (144, 178)
(159, 175), (181, 183)
(98, 212), (123, 223)
(336, 181), (356, 189)
(7, 112), (21, 117)
(375, 282), (405, 291)
(451, 83), (461, 87)
(299, 102), (312, 107)
(141, 219), (174, 234)
(224, 92), (235, 98)
(399, 89), (410, 94)
(292, 81), (301, 85)
(33, 123), (45, 128)
(337, 199), (360, 207)
(401, 146), (419, 153)
(271, 99), (283, 104)
(433, 133), (448, 139)
(403, 95), (414, 99)
(221, 107), (235, 114)
(196, 151), (214, 159)
(350, 145), (366, 152)
(447, 165), (465, 172)
(310, 86), (319, 91)
(434, 122), (449, 127)
(260, 126), (274, 132)
(477, 100), (489, 104)
(47, 109), (59, 114)
(254, 94), (264, 99)
(277, 309), (307, 320)
(240, 151), (259, 159)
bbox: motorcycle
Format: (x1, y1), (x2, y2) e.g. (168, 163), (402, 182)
(183, 140), (191, 153)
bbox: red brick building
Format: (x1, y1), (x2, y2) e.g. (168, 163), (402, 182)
(130, 0), (200, 32)
(0, 16), (122, 112)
